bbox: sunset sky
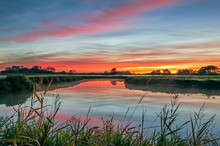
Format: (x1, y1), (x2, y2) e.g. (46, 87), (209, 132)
(0, 0), (220, 73)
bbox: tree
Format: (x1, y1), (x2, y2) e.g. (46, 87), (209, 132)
(11, 65), (21, 71)
(162, 69), (171, 75)
(176, 69), (194, 75)
(110, 68), (117, 74)
(103, 71), (109, 75)
(69, 70), (76, 74)
(31, 65), (42, 70)
(150, 70), (161, 75)
(3, 66), (21, 73)
(198, 65), (219, 75)
(19, 67), (29, 73)
(46, 67), (55, 72)
(30, 65), (42, 73)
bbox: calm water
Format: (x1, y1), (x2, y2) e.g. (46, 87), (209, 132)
(1, 79), (220, 132)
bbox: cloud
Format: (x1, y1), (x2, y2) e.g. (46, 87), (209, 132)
(4, 0), (182, 43)
(1, 49), (220, 73)
(2, 40), (219, 72)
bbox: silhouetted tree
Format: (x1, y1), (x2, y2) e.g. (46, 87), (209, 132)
(11, 65), (21, 71)
(1, 65), (61, 74)
(46, 67), (55, 72)
(19, 67), (29, 73)
(176, 69), (194, 75)
(69, 70), (76, 74)
(162, 69), (171, 75)
(110, 68), (117, 74)
(103, 71), (109, 75)
(198, 65), (219, 75)
(150, 70), (161, 75)
(31, 65), (42, 70)
(3, 65), (21, 73)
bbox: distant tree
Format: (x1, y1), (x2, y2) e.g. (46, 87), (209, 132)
(5, 67), (12, 71)
(150, 70), (161, 75)
(176, 69), (194, 75)
(69, 70), (76, 74)
(110, 68), (117, 74)
(1, 65), (60, 74)
(124, 71), (131, 75)
(162, 69), (171, 75)
(11, 65), (21, 71)
(198, 65), (219, 75)
(46, 67), (55, 72)
(103, 71), (109, 75)
(31, 65), (42, 70)
(29, 65), (42, 73)
(19, 67), (29, 73)
(3, 65), (21, 73)
(60, 71), (66, 74)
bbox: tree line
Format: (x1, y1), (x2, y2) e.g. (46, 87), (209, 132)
(0, 65), (219, 75)
(0, 65), (131, 75)
(1, 65), (58, 74)
(150, 65), (220, 75)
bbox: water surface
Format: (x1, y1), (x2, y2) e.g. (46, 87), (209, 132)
(0, 79), (220, 132)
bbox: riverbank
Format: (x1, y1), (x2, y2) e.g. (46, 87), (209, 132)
(125, 76), (220, 89)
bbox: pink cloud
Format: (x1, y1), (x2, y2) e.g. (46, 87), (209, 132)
(6, 0), (182, 43)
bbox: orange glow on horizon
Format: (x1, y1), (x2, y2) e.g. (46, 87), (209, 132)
(0, 59), (219, 74)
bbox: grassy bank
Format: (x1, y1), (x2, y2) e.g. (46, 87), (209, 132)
(0, 75), (34, 93)
(125, 76), (220, 89)
(0, 84), (219, 146)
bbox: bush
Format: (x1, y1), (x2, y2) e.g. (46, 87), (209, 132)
(0, 75), (34, 93)
(0, 81), (10, 93)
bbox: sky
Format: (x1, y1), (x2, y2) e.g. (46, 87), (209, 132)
(0, 0), (220, 73)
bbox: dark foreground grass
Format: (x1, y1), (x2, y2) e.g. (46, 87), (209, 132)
(0, 83), (220, 146)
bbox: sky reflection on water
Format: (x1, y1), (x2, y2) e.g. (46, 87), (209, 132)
(0, 80), (220, 131)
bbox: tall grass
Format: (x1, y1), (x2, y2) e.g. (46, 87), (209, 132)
(0, 82), (220, 146)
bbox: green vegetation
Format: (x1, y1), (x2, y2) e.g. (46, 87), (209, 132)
(0, 84), (219, 146)
(1, 74), (220, 94)
(125, 83), (220, 97)
(125, 76), (220, 89)
(0, 75), (125, 94)
(0, 75), (34, 93)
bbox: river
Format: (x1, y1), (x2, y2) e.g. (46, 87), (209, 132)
(0, 79), (220, 134)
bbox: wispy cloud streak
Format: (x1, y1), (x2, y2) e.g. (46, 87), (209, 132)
(4, 0), (182, 42)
